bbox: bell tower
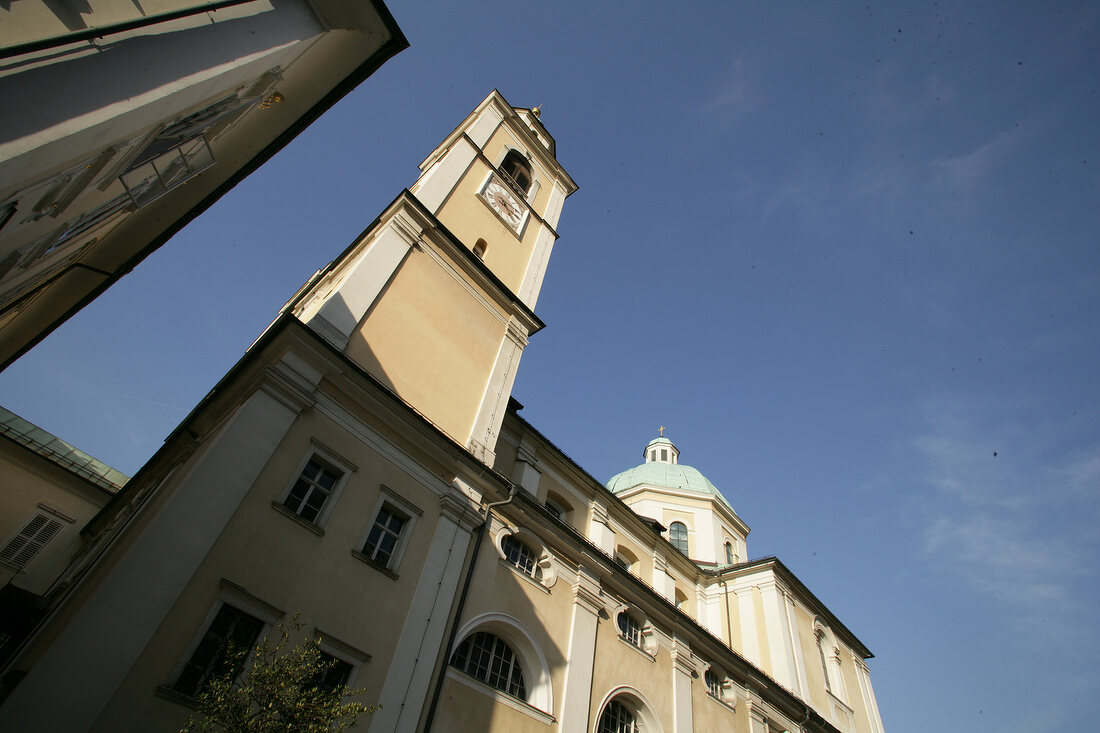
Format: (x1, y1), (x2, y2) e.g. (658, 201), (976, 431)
(291, 91), (577, 464)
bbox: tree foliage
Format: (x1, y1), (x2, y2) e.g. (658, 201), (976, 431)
(183, 617), (378, 733)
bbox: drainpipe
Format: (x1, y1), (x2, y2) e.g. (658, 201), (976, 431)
(422, 484), (518, 732)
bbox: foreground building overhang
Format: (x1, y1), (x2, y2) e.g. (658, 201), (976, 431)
(0, 0), (407, 369)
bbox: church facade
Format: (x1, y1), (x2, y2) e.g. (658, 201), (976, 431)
(0, 91), (886, 733)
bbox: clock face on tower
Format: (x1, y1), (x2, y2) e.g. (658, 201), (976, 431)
(481, 177), (524, 230)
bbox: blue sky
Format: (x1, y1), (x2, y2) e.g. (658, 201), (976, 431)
(2, 2), (1098, 731)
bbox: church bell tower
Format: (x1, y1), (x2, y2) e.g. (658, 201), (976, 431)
(291, 91), (577, 463)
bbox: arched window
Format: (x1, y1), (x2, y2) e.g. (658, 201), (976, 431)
(669, 522), (689, 556)
(724, 541), (734, 565)
(614, 545), (638, 573)
(674, 587), (689, 612)
(815, 627), (836, 694)
(450, 631), (527, 700)
(473, 238), (487, 259)
(544, 491), (573, 523)
(617, 611), (642, 647)
(500, 150), (533, 195)
(502, 534), (541, 579)
(598, 699), (638, 733)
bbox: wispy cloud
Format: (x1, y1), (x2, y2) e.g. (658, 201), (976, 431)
(927, 123), (1031, 194)
(702, 55), (764, 122)
(914, 398), (1100, 647)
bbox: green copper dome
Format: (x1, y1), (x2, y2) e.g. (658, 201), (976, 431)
(606, 436), (733, 510)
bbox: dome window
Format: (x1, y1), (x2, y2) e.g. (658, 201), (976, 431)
(669, 521), (689, 556)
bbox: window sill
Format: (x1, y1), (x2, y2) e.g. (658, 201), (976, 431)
(155, 684), (200, 710)
(351, 550), (398, 580)
(826, 688), (854, 715)
(498, 558), (550, 594)
(616, 635), (656, 662)
(706, 691), (737, 712)
(446, 667), (554, 725)
(270, 501), (324, 536)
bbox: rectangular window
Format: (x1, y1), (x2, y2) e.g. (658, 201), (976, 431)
(120, 135), (215, 208)
(312, 653), (353, 693)
(1, 513), (64, 569)
(283, 458), (341, 524)
(362, 504), (407, 568)
(174, 604), (263, 697)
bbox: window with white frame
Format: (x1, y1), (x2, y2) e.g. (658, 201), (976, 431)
(501, 534), (541, 580)
(361, 503), (408, 568)
(310, 653), (354, 694)
(0, 510), (69, 569)
(173, 604), (264, 697)
(310, 627), (369, 695)
(816, 628), (831, 692)
(598, 699), (639, 733)
(617, 611), (643, 647)
(357, 488), (420, 573)
(705, 667), (723, 697)
(281, 451), (348, 526)
(493, 526), (555, 589)
(449, 631), (527, 701)
(669, 521), (689, 556)
(814, 620), (846, 700)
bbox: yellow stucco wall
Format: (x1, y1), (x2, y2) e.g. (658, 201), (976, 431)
(347, 247), (506, 446)
(590, 624), (674, 731)
(90, 409), (444, 731)
(433, 126), (554, 296)
(436, 673), (550, 732)
(0, 441), (113, 594)
(690, 671), (745, 732)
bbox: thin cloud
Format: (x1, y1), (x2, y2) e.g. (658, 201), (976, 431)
(914, 398), (1100, 648)
(702, 56), (764, 121)
(928, 126), (1027, 191)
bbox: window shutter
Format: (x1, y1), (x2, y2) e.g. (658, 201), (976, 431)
(1, 513), (64, 568)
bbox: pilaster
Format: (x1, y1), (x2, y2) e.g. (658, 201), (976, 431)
(746, 700), (770, 733)
(411, 135), (482, 214)
(854, 658), (886, 733)
(0, 386), (307, 731)
(557, 562), (603, 733)
(368, 491), (478, 733)
(467, 318), (529, 465)
(588, 501), (615, 555)
(304, 211), (422, 350)
(670, 636), (696, 733)
(785, 591), (809, 698)
(736, 586), (762, 667)
(759, 579), (798, 691)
